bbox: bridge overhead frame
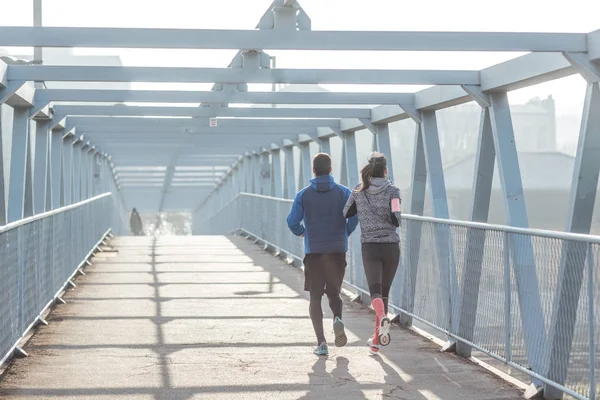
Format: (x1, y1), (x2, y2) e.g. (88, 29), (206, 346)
(0, 0), (599, 398)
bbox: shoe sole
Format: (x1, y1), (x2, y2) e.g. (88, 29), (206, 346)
(379, 317), (391, 346)
(333, 320), (347, 347)
(367, 339), (380, 356)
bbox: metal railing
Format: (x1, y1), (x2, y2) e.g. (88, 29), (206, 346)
(206, 193), (599, 400)
(0, 193), (116, 367)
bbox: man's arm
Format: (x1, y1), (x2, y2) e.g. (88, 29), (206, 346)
(286, 192), (306, 236)
(342, 188), (359, 235)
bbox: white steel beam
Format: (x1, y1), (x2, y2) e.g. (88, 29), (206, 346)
(369, 52), (577, 124)
(0, 27), (588, 52)
(340, 118), (366, 133)
(480, 52), (574, 92)
(0, 60), (7, 88)
(8, 65), (481, 85)
(0, 81), (35, 107)
(460, 85), (491, 108)
(0, 111), (5, 224)
(52, 105), (372, 119)
(589, 29), (600, 61)
(64, 116), (340, 129)
(562, 52), (600, 82)
(33, 120), (50, 214)
(35, 89), (415, 106)
(370, 105), (406, 124)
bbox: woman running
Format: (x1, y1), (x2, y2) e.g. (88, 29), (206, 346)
(343, 152), (401, 355)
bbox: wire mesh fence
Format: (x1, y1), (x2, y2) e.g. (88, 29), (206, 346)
(0, 193), (115, 367)
(206, 192), (599, 400)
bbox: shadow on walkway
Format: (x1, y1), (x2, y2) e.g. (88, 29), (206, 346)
(0, 235), (522, 400)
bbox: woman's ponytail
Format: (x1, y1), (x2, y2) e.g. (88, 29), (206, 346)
(359, 163), (375, 191)
(358, 152), (387, 192)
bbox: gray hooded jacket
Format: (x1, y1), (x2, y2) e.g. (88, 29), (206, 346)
(343, 178), (401, 243)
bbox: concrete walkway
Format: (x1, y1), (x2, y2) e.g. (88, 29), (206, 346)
(0, 236), (522, 400)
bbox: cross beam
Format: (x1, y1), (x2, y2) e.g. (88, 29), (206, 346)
(75, 127), (323, 135)
(371, 52), (582, 124)
(35, 89), (415, 106)
(9, 65), (480, 85)
(63, 116), (341, 129)
(0, 27), (589, 52)
(52, 105), (372, 119)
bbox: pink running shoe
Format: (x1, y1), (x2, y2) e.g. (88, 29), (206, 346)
(372, 298), (391, 347)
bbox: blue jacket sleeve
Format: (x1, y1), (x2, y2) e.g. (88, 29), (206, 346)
(286, 191), (305, 236)
(342, 187), (359, 236)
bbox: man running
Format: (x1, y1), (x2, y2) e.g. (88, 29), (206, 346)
(286, 153), (358, 356)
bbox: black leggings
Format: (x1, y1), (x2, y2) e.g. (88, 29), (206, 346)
(362, 243), (400, 315)
(304, 253), (346, 344)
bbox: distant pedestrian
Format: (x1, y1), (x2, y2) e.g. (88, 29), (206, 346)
(343, 152), (401, 355)
(130, 208), (143, 236)
(286, 153), (359, 356)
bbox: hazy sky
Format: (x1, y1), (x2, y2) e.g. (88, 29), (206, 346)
(1, 0), (598, 117)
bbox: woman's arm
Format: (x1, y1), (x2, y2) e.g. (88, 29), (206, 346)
(390, 188), (401, 227)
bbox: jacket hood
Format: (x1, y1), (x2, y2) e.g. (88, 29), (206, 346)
(311, 175), (336, 192)
(366, 177), (391, 195)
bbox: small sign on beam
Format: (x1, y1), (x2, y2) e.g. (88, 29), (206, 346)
(209, 117), (217, 127)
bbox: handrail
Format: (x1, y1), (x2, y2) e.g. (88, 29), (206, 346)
(236, 191), (600, 244)
(402, 213), (600, 244)
(0, 192), (112, 234)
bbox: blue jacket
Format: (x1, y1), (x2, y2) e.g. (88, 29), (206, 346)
(286, 175), (358, 254)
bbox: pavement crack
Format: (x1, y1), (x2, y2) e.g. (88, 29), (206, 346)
(382, 385), (406, 399)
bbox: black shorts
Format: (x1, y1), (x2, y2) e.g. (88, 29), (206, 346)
(303, 253), (347, 296)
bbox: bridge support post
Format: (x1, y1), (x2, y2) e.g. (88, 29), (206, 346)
(544, 81), (600, 399)
(93, 152), (102, 197)
(299, 142), (312, 188)
(234, 158), (243, 196)
(62, 134), (74, 206)
(340, 130), (362, 291)
(0, 106), (6, 225)
(283, 144), (295, 199)
(242, 153), (251, 193)
(33, 119), (50, 214)
(104, 156), (113, 196)
(373, 123), (395, 182)
(421, 110), (458, 345)
(80, 142), (90, 201)
(260, 150), (271, 196)
(229, 162), (238, 199)
(271, 148), (283, 198)
(400, 123), (427, 327)
(86, 148), (96, 199)
(489, 91), (546, 386)
(318, 137), (331, 155)
(341, 131), (359, 186)
(49, 126), (63, 210)
(456, 106), (495, 357)
(251, 152), (260, 194)
(84, 147), (92, 200)
(7, 106), (34, 223)
(71, 138), (83, 203)
(228, 172), (236, 200)
(101, 156), (108, 194)
(87, 145), (95, 199)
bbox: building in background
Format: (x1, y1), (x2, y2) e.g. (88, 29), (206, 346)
(389, 95), (558, 190)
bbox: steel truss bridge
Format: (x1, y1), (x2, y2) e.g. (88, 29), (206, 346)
(1, 1), (600, 399)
